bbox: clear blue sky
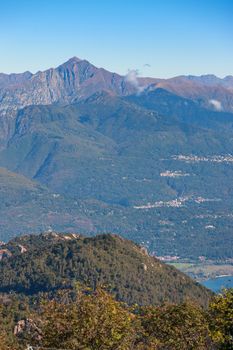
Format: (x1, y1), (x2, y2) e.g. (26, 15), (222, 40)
(0, 0), (232, 77)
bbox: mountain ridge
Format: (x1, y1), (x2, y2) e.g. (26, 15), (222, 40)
(1, 57), (232, 85)
(0, 56), (232, 119)
(0, 58), (233, 261)
(0, 56), (232, 147)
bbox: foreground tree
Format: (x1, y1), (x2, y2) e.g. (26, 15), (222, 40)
(209, 289), (233, 349)
(0, 331), (9, 350)
(139, 302), (212, 350)
(0, 304), (18, 350)
(4, 287), (233, 349)
(41, 287), (139, 350)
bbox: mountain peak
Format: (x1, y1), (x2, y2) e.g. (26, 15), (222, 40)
(56, 57), (95, 72)
(61, 56), (87, 66)
(67, 56), (83, 62)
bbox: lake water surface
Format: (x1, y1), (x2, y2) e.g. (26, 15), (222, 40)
(201, 275), (233, 292)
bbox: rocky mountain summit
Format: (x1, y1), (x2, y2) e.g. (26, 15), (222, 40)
(1, 57), (233, 121)
(0, 57), (232, 148)
(0, 57), (135, 119)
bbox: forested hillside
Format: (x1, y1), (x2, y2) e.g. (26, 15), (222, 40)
(0, 232), (211, 306)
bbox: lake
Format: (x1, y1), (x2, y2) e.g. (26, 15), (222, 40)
(201, 275), (233, 292)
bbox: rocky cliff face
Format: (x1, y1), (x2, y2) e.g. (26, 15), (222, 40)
(1, 57), (233, 159)
(0, 57), (136, 119)
(2, 57), (233, 124)
(0, 57), (140, 147)
(14, 318), (42, 342)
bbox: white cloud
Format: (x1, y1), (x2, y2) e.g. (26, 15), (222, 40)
(209, 99), (223, 111)
(125, 69), (145, 94)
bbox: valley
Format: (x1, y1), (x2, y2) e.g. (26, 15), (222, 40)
(0, 58), (233, 265)
(169, 261), (233, 281)
(1, 2), (232, 348)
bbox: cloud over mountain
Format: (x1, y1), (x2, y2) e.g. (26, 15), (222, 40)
(209, 99), (223, 111)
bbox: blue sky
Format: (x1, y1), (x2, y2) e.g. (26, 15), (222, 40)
(0, 0), (232, 77)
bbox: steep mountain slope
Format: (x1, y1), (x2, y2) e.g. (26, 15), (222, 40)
(0, 71), (33, 88)
(140, 74), (233, 112)
(2, 91), (233, 179)
(0, 167), (100, 242)
(1, 57), (232, 123)
(0, 57), (135, 119)
(0, 232), (211, 306)
(0, 58), (127, 148)
(0, 56), (232, 150)
(127, 88), (233, 130)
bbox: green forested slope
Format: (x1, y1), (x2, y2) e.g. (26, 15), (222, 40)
(1, 91), (233, 260)
(0, 233), (211, 306)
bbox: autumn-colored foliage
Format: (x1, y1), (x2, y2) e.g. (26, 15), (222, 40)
(41, 287), (137, 350)
(139, 302), (212, 349)
(209, 289), (233, 349)
(1, 288), (233, 349)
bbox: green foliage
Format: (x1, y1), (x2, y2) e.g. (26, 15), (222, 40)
(0, 300), (25, 350)
(139, 302), (212, 349)
(209, 289), (233, 349)
(2, 286), (233, 350)
(41, 287), (138, 350)
(0, 233), (211, 306)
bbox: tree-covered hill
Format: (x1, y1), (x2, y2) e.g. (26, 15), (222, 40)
(0, 232), (211, 306)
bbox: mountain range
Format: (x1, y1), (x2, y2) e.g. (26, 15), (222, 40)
(0, 57), (233, 261)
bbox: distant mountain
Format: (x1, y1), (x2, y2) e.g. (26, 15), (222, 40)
(0, 57), (137, 148)
(0, 71), (33, 88)
(181, 74), (233, 87)
(0, 58), (233, 261)
(0, 56), (232, 146)
(148, 75), (233, 112)
(0, 57), (135, 117)
(0, 232), (211, 306)
(0, 57), (232, 121)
